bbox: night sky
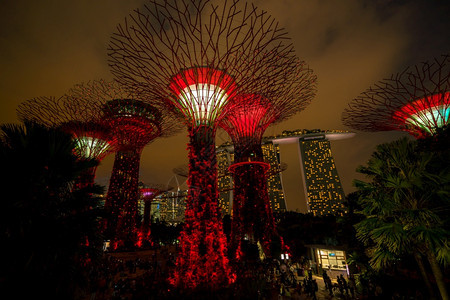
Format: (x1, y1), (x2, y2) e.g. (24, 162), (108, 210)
(1, 0), (449, 211)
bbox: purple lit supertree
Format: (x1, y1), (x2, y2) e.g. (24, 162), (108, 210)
(342, 54), (450, 138)
(219, 70), (316, 260)
(17, 96), (118, 190)
(66, 80), (181, 250)
(108, 0), (306, 290)
(137, 183), (173, 247)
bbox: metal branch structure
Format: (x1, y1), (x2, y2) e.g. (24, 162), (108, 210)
(66, 80), (181, 250)
(16, 96), (118, 189)
(107, 0), (312, 290)
(219, 67), (316, 260)
(342, 54), (450, 138)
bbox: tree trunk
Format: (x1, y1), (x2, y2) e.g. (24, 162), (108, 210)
(427, 250), (449, 300)
(414, 252), (436, 299)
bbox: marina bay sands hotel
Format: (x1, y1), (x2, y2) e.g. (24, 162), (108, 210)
(216, 129), (355, 217)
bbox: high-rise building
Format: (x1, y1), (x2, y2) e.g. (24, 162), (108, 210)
(216, 145), (234, 215)
(298, 137), (345, 216)
(216, 141), (287, 215)
(153, 190), (187, 224)
(272, 129), (354, 216)
(262, 142), (287, 212)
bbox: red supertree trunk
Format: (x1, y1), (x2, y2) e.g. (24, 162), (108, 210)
(219, 95), (287, 261)
(229, 144), (278, 260)
(171, 125), (234, 290)
(105, 149), (142, 249)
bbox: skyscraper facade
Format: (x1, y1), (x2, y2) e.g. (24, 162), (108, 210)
(298, 136), (345, 216)
(153, 190), (187, 224)
(262, 142), (287, 212)
(216, 145), (234, 215)
(273, 129), (354, 216)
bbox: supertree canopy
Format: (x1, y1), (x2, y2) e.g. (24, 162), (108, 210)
(342, 54), (450, 138)
(66, 80), (181, 249)
(16, 96), (117, 189)
(108, 0), (311, 290)
(169, 67), (238, 126)
(62, 121), (112, 161)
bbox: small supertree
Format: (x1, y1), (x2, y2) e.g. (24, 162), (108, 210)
(17, 96), (117, 189)
(137, 183), (172, 247)
(342, 54), (450, 138)
(67, 80), (181, 249)
(108, 0), (309, 290)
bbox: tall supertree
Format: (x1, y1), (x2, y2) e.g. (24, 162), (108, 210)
(219, 70), (316, 260)
(108, 0), (306, 290)
(342, 54), (450, 138)
(168, 66), (238, 289)
(67, 80), (181, 249)
(17, 96), (117, 189)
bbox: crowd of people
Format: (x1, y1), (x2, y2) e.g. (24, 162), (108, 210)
(321, 270), (357, 299)
(275, 262), (357, 299)
(85, 246), (176, 299)
(83, 246), (371, 299)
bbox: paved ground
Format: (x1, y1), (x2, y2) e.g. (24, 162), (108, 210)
(283, 274), (356, 300)
(89, 248), (357, 299)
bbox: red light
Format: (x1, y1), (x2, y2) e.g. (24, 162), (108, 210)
(169, 67), (237, 96)
(392, 92), (450, 137)
(228, 161), (270, 174)
(393, 93), (449, 118)
(170, 128), (235, 290)
(168, 67), (238, 125)
(220, 94), (273, 139)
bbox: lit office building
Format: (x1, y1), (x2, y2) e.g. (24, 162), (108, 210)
(154, 190), (187, 224)
(217, 145), (234, 215)
(299, 137), (345, 216)
(273, 129), (354, 216)
(150, 199), (161, 222)
(262, 142), (287, 212)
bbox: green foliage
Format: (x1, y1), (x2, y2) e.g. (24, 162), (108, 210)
(353, 135), (450, 269)
(0, 122), (104, 299)
(275, 210), (362, 259)
(150, 219), (183, 245)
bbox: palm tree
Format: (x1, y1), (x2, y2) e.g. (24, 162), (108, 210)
(354, 137), (449, 300)
(0, 122), (104, 299)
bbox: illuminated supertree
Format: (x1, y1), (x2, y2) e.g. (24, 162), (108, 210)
(342, 54), (450, 138)
(220, 73), (316, 260)
(108, 0), (307, 290)
(67, 80), (181, 249)
(137, 183), (173, 247)
(17, 96), (117, 189)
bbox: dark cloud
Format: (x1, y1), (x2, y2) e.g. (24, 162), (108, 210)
(1, 0), (449, 210)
